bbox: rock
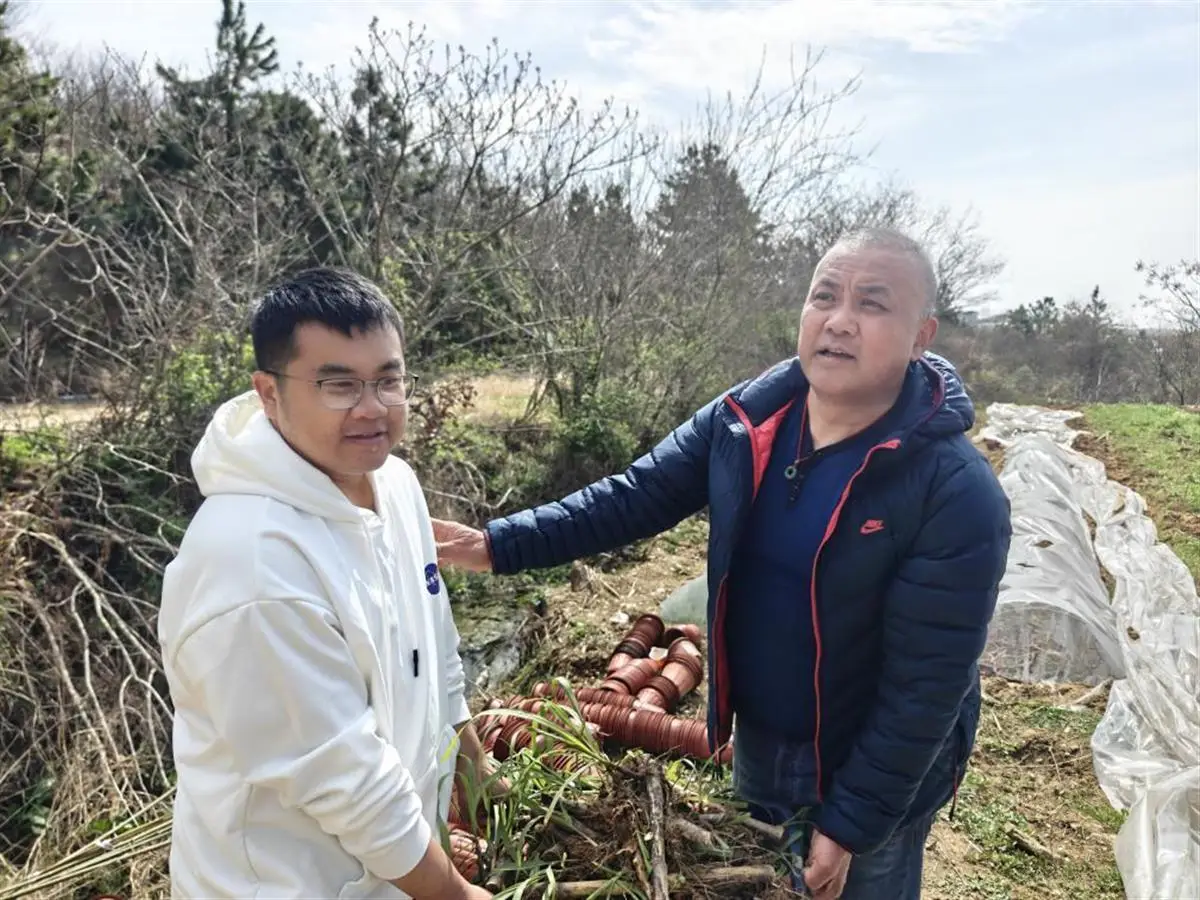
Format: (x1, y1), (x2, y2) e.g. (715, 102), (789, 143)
(451, 592), (541, 697)
(569, 561), (593, 592)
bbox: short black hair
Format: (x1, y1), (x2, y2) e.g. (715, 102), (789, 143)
(249, 267), (405, 372)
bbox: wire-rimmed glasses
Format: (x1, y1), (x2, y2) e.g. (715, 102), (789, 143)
(266, 371), (418, 410)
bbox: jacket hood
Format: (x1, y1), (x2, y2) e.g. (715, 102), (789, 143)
(912, 350), (974, 439)
(190, 389), (369, 523)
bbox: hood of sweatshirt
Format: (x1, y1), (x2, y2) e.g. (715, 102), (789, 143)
(191, 389), (370, 524)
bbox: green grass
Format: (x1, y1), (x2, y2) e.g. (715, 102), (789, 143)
(931, 680), (1127, 900)
(1082, 403), (1200, 579)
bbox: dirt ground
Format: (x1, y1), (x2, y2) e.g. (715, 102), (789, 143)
(507, 454), (1127, 898)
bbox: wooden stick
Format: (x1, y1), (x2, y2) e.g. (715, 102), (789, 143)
(1005, 825), (1064, 862)
(551, 865), (778, 898)
(645, 763), (670, 900)
(667, 816), (722, 852)
(1063, 679), (1112, 710)
(698, 811), (784, 844)
(692, 865), (778, 887)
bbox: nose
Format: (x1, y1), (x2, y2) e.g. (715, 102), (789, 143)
(349, 383), (388, 418)
(825, 300), (857, 335)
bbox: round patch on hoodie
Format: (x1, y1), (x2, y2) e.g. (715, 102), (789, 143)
(425, 563), (441, 595)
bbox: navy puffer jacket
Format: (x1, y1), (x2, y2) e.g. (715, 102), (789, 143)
(485, 352), (1011, 854)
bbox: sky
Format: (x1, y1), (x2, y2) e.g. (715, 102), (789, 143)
(18, 0), (1200, 323)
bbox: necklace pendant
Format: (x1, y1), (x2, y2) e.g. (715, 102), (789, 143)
(784, 464), (798, 481)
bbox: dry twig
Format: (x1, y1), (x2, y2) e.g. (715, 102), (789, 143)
(644, 762), (670, 900)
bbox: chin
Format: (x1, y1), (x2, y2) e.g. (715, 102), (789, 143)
(340, 442), (394, 471)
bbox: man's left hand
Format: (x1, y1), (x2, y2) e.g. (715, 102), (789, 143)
(452, 723), (510, 828)
(802, 829), (852, 899)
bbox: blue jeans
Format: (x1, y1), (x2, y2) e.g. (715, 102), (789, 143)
(732, 720), (945, 899)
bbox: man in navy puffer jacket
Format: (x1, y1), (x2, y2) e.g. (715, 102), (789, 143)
(433, 227), (1012, 899)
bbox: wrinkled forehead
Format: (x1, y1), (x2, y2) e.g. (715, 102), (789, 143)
(811, 246), (930, 310)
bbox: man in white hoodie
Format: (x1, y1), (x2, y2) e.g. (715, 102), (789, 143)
(158, 267), (494, 900)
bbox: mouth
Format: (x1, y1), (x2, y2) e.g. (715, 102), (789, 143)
(344, 430), (388, 444)
(816, 347), (856, 361)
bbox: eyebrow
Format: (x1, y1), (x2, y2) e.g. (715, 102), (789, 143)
(813, 278), (890, 298)
(315, 358), (403, 377)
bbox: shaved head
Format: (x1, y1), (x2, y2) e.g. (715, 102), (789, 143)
(797, 225), (940, 406)
(823, 227), (938, 318)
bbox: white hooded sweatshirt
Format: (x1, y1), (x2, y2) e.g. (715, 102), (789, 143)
(158, 390), (472, 900)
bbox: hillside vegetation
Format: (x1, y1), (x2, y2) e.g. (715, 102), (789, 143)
(1, 0), (1198, 897)
(1078, 404), (1200, 579)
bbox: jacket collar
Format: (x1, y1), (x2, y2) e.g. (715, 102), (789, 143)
(728, 352), (973, 452)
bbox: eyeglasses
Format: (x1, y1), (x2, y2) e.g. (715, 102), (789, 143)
(267, 371), (419, 410)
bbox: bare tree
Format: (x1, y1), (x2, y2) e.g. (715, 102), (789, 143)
(1138, 259), (1200, 405)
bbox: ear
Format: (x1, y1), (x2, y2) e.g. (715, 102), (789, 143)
(910, 315), (938, 361)
(251, 370), (280, 423)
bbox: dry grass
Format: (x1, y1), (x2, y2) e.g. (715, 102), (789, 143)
(0, 401), (105, 434)
(462, 373), (541, 425)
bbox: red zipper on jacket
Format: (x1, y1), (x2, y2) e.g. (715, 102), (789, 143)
(805, 365), (947, 798)
(716, 364), (947, 775)
(808, 436), (901, 800)
(712, 395), (791, 747)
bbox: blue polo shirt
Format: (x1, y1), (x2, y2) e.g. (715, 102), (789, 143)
(724, 392), (900, 740)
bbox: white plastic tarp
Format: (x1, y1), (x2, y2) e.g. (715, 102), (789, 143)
(977, 402), (1200, 900)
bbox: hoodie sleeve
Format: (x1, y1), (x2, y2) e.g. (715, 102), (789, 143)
(172, 597), (433, 882)
(440, 588), (472, 726)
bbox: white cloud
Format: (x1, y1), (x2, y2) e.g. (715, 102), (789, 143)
(573, 0), (1032, 113)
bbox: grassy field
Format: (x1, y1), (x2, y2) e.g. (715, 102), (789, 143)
(0, 400), (105, 434)
(1080, 403), (1200, 579)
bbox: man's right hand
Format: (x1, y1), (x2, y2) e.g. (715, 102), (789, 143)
(431, 519), (492, 573)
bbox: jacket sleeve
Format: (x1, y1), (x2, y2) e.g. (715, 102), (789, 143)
(172, 597), (433, 882)
(814, 453), (1012, 855)
(484, 391), (726, 574)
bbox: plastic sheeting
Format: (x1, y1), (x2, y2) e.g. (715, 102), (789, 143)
(977, 405), (1125, 684)
(978, 402), (1200, 900)
(659, 573), (707, 626)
